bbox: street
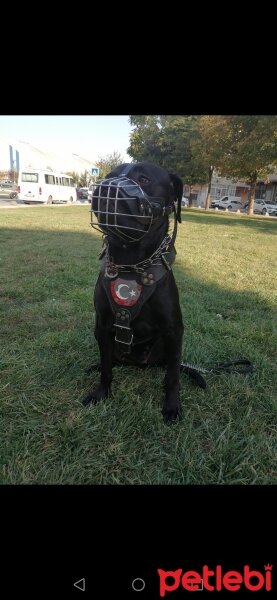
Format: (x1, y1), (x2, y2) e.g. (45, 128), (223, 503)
(0, 194), (89, 208)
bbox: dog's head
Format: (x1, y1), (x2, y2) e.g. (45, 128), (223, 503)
(91, 162), (183, 243)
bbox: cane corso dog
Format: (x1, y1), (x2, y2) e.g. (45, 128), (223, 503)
(83, 162), (184, 423)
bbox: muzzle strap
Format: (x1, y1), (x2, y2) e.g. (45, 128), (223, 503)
(118, 164), (135, 177)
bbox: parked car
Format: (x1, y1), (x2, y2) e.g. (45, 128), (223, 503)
(211, 196), (243, 211)
(77, 187), (89, 200)
(0, 181), (13, 189)
(0, 184), (18, 199)
(88, 183), (94, 203)
(246, 199), (277, 216)
(210, 198), (220, 208)
(79, 188), (88, 200)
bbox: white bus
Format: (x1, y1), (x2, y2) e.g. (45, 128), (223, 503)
(17, 168), (77, 204)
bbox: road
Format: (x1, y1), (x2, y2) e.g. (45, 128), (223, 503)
(0, 195), (21, 207)
(0, 194), (89, 208)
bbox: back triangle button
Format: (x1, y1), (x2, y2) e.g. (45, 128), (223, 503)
(74, 578), (85, 591)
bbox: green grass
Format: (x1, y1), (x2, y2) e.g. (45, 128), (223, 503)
(0, 206), (276, 484)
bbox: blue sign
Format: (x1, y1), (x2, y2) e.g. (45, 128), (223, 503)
(91, 167), (99, 176)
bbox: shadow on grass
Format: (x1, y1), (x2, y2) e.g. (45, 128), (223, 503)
(1, 223), (276, 372)
(182, 209), (277, 233)
(0, 222), (276, 484)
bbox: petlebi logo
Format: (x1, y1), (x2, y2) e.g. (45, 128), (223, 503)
(157, 564), (273, 595)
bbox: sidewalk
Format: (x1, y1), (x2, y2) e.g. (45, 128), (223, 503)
(0, 196), (89, 208)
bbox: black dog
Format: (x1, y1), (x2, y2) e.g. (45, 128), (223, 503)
(83, 162), (184, 423)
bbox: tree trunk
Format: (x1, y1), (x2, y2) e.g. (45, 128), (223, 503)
(205, 165), (214, 210)
(247, 175), (257, 216)
(188, 184), (193, 207)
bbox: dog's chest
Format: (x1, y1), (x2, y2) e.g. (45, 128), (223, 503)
(97, 248), (176, 357)
(102, 271), (158, 321)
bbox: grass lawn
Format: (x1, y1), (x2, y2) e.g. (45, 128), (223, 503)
(0, 206), (276, 484)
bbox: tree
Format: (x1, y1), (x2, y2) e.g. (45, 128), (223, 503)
(95, 151), (127, 179)
(79, 170), (91, 187)
(128, 115), (277, 213)
(8, 169), (18, 184)
(65, 170), (91, 187)
(65, 171), (80, 185)
(210, 115), (277, 215)
(128, 116), (168, 165)
(128, 116), (218, 206)
(191, 116), (233, 209)
(128, 115), (195, 177)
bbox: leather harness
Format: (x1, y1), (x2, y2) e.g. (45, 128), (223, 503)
(100, 246), (176, 354)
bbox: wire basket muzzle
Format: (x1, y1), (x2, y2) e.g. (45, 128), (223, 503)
(90, 176), (154, 242)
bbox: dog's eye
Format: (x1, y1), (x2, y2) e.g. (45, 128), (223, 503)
(139, 176), (150, 185)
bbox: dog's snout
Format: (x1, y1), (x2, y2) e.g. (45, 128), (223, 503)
(91, 175), (156, 242)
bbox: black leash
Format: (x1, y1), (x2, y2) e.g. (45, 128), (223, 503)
(180, 359), (254, 389)
(86, 359), (254, 391)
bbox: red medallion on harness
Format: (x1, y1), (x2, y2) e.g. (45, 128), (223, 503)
(111, 278), (142, 306)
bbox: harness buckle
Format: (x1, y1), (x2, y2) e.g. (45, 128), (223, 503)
(114, 324), (134, 346)
(114, 308), (133, 352)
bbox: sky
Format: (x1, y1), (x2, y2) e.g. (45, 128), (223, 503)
(0, 115), (133, 170)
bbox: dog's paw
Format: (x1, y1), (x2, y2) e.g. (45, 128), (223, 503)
(82, 384), (109, 407)
(162, 405), (181, 424)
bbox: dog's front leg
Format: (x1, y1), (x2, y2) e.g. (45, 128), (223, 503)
(151, 275), (184, 423)
(162, 325), (183, 423)
(82, 314), (114, 406)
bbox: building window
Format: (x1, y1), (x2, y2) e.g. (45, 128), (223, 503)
(255, 184), (266, 199)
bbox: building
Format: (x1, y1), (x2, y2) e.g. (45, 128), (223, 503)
(184, 171), (277, 207)
(255, 174), (277, 204)
(0, 138), (97, 177)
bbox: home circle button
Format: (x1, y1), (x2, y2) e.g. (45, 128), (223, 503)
(132, 578), (146, 592)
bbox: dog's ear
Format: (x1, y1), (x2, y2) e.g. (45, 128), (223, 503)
(169, 173), (183, 223)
